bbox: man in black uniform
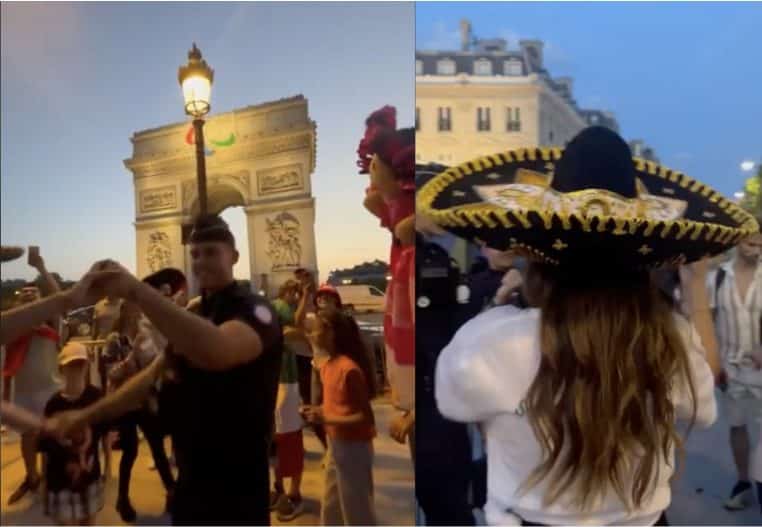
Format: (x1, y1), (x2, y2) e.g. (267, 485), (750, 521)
(48, 215), (283, 525)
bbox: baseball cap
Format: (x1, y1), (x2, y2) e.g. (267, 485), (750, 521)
(58, 342), (89, 366)
(314, 284), (342, 308)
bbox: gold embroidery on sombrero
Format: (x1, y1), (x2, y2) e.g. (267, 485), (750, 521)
(538, 210), (555, 229)
(612, 218), (628, 236)
(479, 156), (494, 169)
(703, 224), (720, 242)
(576, 214), (594, 233)
(415, 146), (759, 268)
(674, 222), (693, 240)
(690, 224), (705, 241)
(552, 239), (568, 251)
(659, 222), (674, 239)
(512, 210), (532, 229)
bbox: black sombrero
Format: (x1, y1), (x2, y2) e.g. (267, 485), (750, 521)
(142, 268), (187, 295)
(417, 127), (758, 270)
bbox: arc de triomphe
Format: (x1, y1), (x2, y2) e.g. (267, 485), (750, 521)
(124, 95), (318, 297)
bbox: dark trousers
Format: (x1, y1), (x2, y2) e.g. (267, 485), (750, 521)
(117, 409), (175, 501)
(295, 355), (312, 405)
(296, 355), (326, 448)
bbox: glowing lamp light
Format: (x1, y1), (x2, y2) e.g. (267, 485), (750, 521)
(740, 160), (755, 172)
(178, 43), (214, 118)
(341, 279), (352, 285)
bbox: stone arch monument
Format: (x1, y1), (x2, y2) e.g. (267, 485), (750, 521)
(124, 95), (318, 297)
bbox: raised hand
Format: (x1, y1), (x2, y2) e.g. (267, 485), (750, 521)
(65, 262), (115, 309)
(27, 246), (44, 270)
(84, 260), (141, 301)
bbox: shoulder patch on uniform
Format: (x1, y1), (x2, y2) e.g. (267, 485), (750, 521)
(254, 304), (274, 325)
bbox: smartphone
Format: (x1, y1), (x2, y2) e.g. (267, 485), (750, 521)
(28, 246), (40, 265)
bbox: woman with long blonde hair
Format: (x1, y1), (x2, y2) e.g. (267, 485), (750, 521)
(420, 127), (756, 525)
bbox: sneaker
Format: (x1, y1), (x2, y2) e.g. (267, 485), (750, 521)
(269, 488), (285, 511)
(116, 496), (137, 523)
(7, 476), (40, 505)
(724, 480), (753, 510)
(276, 495), (304, 522)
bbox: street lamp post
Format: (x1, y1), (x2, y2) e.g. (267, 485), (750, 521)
(178, 43), (214, 218)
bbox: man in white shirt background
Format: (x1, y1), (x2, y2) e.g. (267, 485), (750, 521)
(709, 221), (762, 512)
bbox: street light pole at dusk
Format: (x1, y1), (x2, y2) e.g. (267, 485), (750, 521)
(178, 43), (214, 218)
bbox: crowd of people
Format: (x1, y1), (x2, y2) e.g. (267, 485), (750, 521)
(0, 104), (416, 526)
(3, 111), (760, 527)
(416, 126), (761, 525)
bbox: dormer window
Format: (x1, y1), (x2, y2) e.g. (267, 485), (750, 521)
(503, 60), (523, 76)
(437, 58), (456, 75)
(474, 58), (492, 76)
(415, 60), (423, 75)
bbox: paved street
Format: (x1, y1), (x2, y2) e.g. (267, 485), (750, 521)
(667, 397), (760, 525)
(1, 397), (414, 526)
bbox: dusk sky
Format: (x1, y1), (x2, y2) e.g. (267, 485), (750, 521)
(417, 2), (761, 198)
(1, 2), (413, 281)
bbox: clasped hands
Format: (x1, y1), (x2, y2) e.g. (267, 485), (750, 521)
(64, 260), (143, 311)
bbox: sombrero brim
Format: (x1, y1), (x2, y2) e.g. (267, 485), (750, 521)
(417, 147), (758, 269)
(142, 268), (187, 295)
(1, 246), (25, 263)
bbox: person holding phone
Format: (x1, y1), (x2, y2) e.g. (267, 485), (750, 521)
(5, 246), (66, 506)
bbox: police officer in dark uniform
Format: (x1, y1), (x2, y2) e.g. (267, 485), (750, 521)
(47, 215), (283, 526)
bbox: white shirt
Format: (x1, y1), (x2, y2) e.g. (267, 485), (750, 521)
(435, 306), (717, 526)
(708, 261), (762, 385)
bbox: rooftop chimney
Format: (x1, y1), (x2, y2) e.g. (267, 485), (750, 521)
(519, 39), (544, 71)
(460, 19), (472, 51)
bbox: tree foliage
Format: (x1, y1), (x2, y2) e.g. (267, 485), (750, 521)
(740, 164), (762, 216)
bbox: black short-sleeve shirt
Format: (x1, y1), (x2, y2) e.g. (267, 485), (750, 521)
(159, 281), (283, 508)
(40, 385), (105, 493)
